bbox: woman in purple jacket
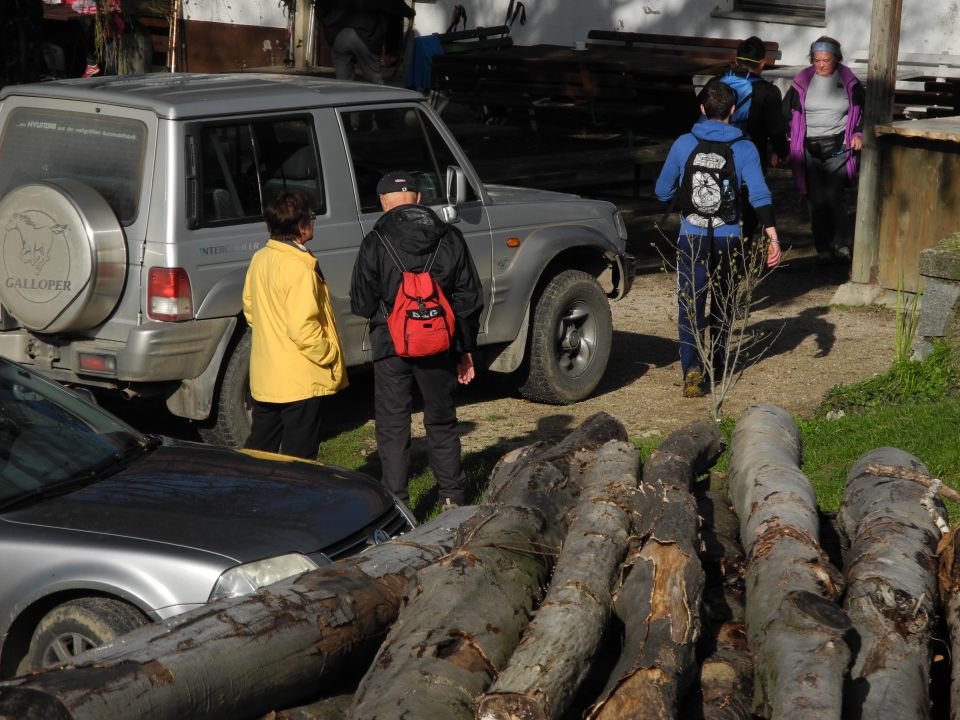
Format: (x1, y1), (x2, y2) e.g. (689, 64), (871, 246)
(783, 36), (864, 264)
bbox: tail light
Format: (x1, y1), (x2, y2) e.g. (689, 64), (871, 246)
(148, 267), (193, 321)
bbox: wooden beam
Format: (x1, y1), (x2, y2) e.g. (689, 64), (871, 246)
(851, 0), (904, 286)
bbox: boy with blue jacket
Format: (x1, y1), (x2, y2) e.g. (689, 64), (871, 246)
(656, 79), (781, 398)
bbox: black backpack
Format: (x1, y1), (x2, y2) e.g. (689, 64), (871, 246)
(677, 138), (745, 230)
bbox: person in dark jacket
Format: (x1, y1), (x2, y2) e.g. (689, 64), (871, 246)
(321, 0), (415, 84)
(656, 80), (781, 398)
(706, 36), (789, 240)
(783, 36), (864, 264)
(350, 171), (483, 509)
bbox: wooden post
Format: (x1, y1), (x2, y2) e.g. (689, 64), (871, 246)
(293, 0), (312, 68)
(848, 0), (903, 288)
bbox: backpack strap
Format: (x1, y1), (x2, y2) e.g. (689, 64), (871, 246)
(375, 229), (407, 273)
(423, 236), (444, 275)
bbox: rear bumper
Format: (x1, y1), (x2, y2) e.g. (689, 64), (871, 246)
(0, 317), (234, 385)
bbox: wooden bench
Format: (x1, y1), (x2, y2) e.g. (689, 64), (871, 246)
(585, 31), (780, 66)
(432, 40), (720, 134)
(851, 51), (960, 119)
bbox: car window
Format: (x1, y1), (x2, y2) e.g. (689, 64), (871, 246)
(199, 117), (324, 226)
(0, 360), (141, 498)
(0, 108), (146, 224)
(342, 107), (477, 213)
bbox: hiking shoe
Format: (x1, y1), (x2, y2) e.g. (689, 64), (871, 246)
(834, 245), (851, 261)
(81, 63), (101, 79)
(682, 369), (706, 398)
(441, 498), (459, 513)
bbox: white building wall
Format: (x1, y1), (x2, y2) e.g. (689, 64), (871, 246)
(411, 0), (960, 67)
(181, 0), (289, 29)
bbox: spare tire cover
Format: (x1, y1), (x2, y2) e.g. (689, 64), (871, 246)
(0, 179), (126, 333)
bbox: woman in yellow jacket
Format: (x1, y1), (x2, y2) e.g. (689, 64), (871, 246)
(241, 191), (347, 458)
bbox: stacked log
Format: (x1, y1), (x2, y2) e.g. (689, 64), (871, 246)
(728, 404), (849, 719)
(347, 413), (628, 719)
(587, 420), (723, 719)
(475, 440), (638, 720)
(2, 407), (958, 720)
(839, 448), (946, 720)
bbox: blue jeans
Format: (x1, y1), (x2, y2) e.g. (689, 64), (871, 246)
(677, 232), (741, 380)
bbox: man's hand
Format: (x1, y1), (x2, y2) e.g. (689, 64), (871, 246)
(769, 152), (781, 168)
(457, 352), (475, 385)
(764, 228), (781, 268)
(851, 134), (864, 152)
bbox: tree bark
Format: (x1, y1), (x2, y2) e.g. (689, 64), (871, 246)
(0, 507), (479, 720)
(755, 590), (853, 720)
(587, 420), (723, 720)
(939, 524), (960, 720)
(348, 413), (628, 720)
(728, 404), (848, 720)
(262, 694), (353, 720)
(476, 440), (639, 720)
(840, 448), (946, 720)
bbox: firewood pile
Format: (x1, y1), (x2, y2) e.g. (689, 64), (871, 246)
(1, 405), (957, 720)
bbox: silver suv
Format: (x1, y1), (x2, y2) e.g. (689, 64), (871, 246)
(0, 74), (634, 444)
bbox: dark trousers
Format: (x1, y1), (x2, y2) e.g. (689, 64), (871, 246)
(332, 27), (383, 84)
(804, 145), (851, 254)
(677, 232), (740, 379)
(373, 354), (466, 505)
(244, 396), (324, 459)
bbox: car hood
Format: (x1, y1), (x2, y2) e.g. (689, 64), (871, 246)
(482, 184), (582, 204)
(3, 440), (396, 563)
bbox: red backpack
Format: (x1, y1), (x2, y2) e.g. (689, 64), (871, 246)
(378, 231), (456, 357)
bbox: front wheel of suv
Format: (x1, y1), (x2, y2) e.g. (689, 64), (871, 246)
(518, 269), (613, 405)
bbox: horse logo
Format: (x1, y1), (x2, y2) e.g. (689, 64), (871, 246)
(5, 211), (68, 275)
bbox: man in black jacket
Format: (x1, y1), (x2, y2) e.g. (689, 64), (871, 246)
(350, 171), (483, 509)
(321, 0), (415, 84)
(712, 36), (789, 239)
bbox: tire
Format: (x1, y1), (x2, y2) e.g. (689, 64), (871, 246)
(519, 269), (613, 405)
(0, 180), (126, 333)
(17, 598), (148, 674)
(199, 327), (253, 447)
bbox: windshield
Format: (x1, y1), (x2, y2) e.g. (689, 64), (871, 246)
(0, 359), (145, 503)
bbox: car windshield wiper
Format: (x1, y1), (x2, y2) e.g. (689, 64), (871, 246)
(0, 435), (162, 512)
(68, 434), (162, 482)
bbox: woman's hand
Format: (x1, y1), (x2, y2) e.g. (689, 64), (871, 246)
(851, 135), (864, 152)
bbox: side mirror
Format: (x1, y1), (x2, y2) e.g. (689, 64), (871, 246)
(445, 165), (467, 205)
(442, 165), (467, 224)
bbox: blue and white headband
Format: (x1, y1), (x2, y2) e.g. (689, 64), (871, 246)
(811, 40), (840, 56)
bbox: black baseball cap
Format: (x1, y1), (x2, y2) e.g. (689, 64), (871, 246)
(377, 171), (418, 196)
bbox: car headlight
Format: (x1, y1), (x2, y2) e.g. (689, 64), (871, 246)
(613, 209), (629, 242)
(209, 553), (320, 602)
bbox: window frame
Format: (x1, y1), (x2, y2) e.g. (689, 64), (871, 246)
(186, 113), (325, 230)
